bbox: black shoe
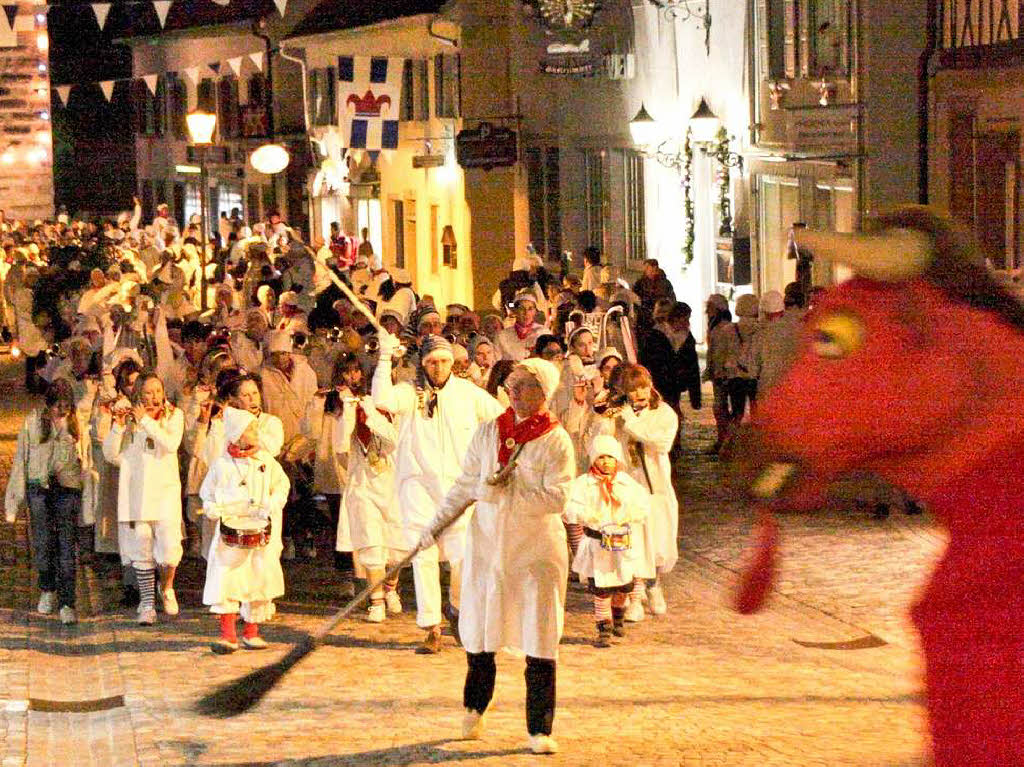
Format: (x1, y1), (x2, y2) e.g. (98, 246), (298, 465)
(872, 504), (890, 520)
(611, 621), (625, 638)
(595, 622), (613, 648)
(904, 500), (924, 515)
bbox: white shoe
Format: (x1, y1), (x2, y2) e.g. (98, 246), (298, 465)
(384, 590), (402, 614)
(160, 588), (179, 616)
(137, 608), (157, 626)
(282, 537), (296, 560)
(37, 591), (56, 615)
(527, 734), (559, 754)
(462, 709), (486, 739)
(647, 585), (667, 615)
(241, 635), (268, 650)
(366, 602), (386, 623)
(623, 597), (645, 623)
(59, 606), (77, 625)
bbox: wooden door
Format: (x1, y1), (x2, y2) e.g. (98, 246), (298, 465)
(974, 131), (1019, 270)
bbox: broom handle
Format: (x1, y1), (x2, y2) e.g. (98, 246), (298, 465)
(314, 254), (387, 336)
(308, 498), (473, 644)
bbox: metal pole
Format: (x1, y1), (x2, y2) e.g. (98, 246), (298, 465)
(199, 146), (209, 311)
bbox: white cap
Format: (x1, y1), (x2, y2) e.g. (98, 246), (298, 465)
(515, 358), (560, 403)
(588, 434), (624, 464)
(222, 406), (256, 445)
(265, 330), (293, 354)
(279, 290), (299, 308)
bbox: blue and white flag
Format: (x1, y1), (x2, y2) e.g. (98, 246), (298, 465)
(337, 56), (404, 151)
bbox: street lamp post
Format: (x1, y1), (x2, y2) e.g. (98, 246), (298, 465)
(186, 109), (217, 311)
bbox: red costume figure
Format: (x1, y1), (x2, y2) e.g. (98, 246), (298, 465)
(735, 207), (1024, 767)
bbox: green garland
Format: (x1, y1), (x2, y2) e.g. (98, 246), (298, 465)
(713, 126), (734, 237)
(682, 128), (695, 265)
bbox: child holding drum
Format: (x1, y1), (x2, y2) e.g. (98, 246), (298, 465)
(200, 407), (290, 654)
(564, 434), (650, 647)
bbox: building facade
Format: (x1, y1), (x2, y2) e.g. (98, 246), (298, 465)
(0, 3), (53, 220)
(927, 0), (1023, 277)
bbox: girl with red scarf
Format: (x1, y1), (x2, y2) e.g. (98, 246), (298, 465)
(564, 434), (651, 647)
(200, 407), (289, 653)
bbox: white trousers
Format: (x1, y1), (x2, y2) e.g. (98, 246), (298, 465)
(411, 545), (461, 629)
(118, 519), (183, 569)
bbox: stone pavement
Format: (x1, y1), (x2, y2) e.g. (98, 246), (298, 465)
(0, 354), (945, 766)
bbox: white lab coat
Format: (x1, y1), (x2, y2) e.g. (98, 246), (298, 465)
(200, 448), (289, 621)
(102, 407), (184, 524)
(434, 420), (575, 659)
(564, 471), (651, 587)
(587, 401), (679, 575)
(372, 359), (504, 558)
(333, 399), (404, 556)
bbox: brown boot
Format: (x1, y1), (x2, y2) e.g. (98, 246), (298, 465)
(415, 625), (443, 654)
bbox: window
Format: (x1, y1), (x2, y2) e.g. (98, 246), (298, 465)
(430, 204), (439, 272)
(525, 147), (561, 261)
(399, 60), (430, 121)
(763, 0), (849, 80)
(184, 181), (202, 227)
(309, 66), (336, 126)
(217, 183), (243, 220)
(248, 74), (266, 106)
(218, 78), (240, 139)
(247, 185), (260, 222)
(197, 79), (216, 113)
(433, 54), (460, 119)
(261, 184), (276, 217)
(166, 73), (187, 139)
(624, 151), (646, 264)
(584, 149), (605, 251)
(393, 199), (405, 268)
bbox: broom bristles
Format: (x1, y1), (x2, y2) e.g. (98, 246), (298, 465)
(195, 636), (316, 718)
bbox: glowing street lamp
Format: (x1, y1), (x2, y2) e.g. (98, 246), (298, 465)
(186, 109), (217, 310)
(249, 143), (289, 175)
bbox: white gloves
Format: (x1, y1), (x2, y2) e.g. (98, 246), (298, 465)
(417, 527), (436, 550)
(377, 331), (401, 357)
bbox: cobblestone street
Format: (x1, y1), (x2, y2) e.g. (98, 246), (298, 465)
(0, 354), (944, 766)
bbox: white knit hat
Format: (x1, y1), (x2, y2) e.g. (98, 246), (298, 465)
(515, 358), (560, 403)
(265, 330), (293, 354)
(588, 434), (624, 464)
(222, 406), (256, 445)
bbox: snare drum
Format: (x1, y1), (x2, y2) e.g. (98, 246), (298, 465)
(599, 523), (631, 552)
(219, 516), (272, 549)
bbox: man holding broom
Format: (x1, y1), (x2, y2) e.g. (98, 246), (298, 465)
(424, 358), (575, 754)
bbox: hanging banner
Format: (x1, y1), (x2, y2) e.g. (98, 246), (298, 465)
(91, 3), (110, 30)
(2, 6), (16, 29)
(56, 85), (71, 106)
(99, 80), (114, 102)
(183, 66), (199, 84)
(226, 56), (242, 77)
(249, 51), (264, 72)
(273, 0), (286, 15)
(142, 74), (158, 95)
(153, 0), (171, 28)
(337, 56), (404, 151)
(0, 5), (14, 47)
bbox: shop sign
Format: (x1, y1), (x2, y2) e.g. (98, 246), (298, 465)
(784, 105), (859, 153)
(456, 122), (517, 170)
(412, 154), (446, 169)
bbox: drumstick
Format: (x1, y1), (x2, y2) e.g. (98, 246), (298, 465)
(194, 498), (474, 718)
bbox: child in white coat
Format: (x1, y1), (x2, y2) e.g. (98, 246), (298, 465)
(102, 373), (184, 625)
(564, 434), (650, 647)
(200, 407), (289, 654)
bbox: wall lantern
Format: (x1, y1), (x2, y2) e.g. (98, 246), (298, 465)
(185, 110), (217, 145)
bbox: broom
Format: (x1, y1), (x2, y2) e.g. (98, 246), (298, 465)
(193, 500), (473, 718)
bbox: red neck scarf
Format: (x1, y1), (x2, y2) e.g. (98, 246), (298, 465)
(228, 443), (258, 459)
(589, 465), (621, 508)
(496, 407), (558, 467)
(513, 322), (534, 341)
(355, 405), (393, 449)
